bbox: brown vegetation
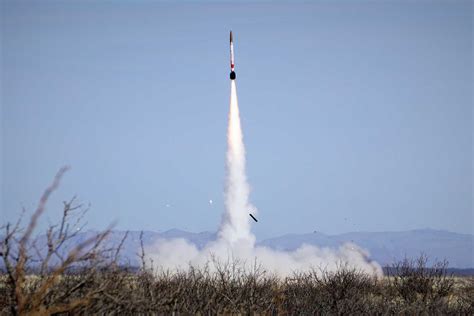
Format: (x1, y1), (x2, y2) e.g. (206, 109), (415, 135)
(1, 169), (473, 314)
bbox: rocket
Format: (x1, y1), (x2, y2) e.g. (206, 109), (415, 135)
(230, 31), (236, 80)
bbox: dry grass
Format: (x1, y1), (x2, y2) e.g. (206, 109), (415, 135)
(1, 265), (472, 315)
(1, 168), (473, 314)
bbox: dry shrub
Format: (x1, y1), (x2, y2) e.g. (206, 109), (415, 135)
(388, 254), (454, 303)
(0, 168), (123, 315)
(1, 168), (473, 314)
(282, 264), (377, 314)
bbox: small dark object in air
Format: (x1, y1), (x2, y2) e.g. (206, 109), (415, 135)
(249, 213), (258, 222)
(230, 71), (236, 80)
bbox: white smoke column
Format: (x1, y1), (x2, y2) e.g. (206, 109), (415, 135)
(145, 80), (383, 278)
(219, 80), (255, 245)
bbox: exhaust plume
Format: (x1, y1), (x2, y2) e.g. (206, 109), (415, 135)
(146, 81), (382, 277)
(219, 80), (255, 245)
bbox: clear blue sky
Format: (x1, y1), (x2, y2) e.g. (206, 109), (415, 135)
(1, 1), (472, 239)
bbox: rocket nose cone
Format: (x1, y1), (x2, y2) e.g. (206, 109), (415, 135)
(230, 31), (233, 43)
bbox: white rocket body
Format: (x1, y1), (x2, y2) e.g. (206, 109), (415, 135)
(230, 31), (236, 80)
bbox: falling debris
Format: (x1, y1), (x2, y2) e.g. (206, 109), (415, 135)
(249, 213), (258, 222)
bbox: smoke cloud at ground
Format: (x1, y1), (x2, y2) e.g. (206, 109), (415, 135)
(147, 81), (382, 277)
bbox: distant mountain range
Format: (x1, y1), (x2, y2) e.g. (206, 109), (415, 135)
(258, 229), (473, 269)
(3, 228), (473, 269)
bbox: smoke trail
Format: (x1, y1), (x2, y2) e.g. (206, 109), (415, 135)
(146, 81), (383, 277)
(219, 80), (255, 245)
